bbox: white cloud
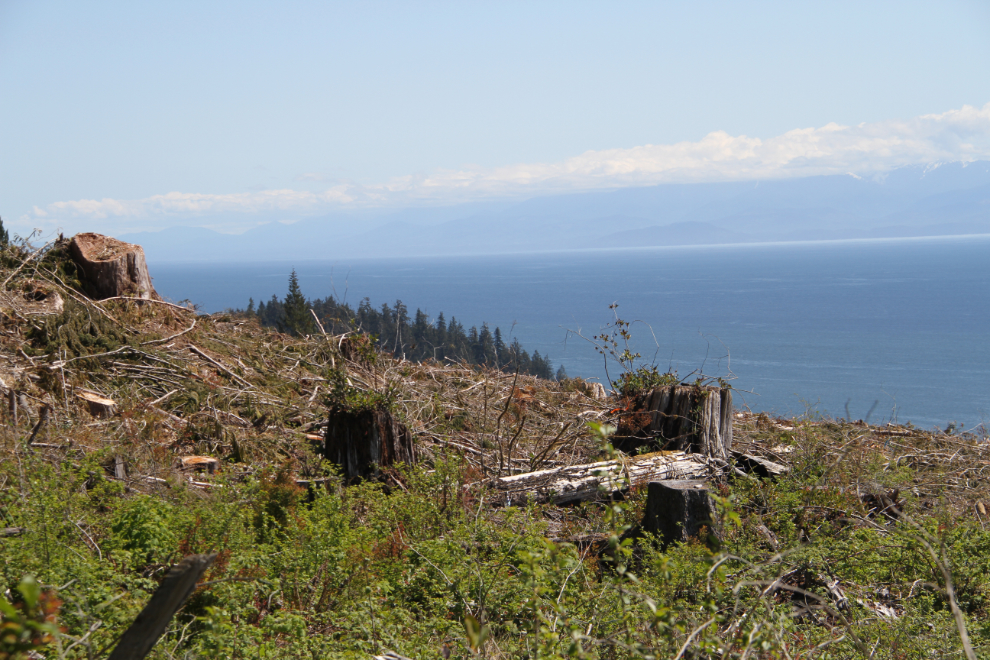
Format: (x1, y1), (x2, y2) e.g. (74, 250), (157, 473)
(27, 102), (990, 231)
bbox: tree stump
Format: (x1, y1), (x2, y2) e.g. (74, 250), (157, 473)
(69, 232), (158, 300)
(643, 479), (717, 547)
(617, 385), (732, 460)
(324, 406), (415, 479)
(76, 389), (117, 418)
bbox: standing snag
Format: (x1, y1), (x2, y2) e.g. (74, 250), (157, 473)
(69, 232), (158, 300)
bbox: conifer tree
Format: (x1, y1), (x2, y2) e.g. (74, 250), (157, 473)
(283, 269), (314, 336)
(493, 327), (506, 366)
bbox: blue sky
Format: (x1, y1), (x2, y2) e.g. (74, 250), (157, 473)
(2, 0), (989, 236)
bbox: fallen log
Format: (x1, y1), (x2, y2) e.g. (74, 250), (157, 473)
(731, 451), (790, 477)
(493, 451), (714, 506)
(107, 553), (215, 660)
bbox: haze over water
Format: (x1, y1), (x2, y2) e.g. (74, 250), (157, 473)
(153, 235), (990, 431)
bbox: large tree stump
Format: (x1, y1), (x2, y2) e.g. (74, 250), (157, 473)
(618, 385), (732, 460)
(324, 406), (415, 479)
(69, 232), (158, 300)
(643, 479), (717, 547)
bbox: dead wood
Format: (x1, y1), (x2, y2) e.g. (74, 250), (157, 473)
(618, 384), (732, 460)
(643, 479), (717, 547)
(324, 406), (415, 479)
(69, 233), (158, 300)
(106, 553), (216, 660)
(493, 451), (714, 506)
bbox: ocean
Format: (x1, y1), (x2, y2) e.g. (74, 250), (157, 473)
(150, 235), (990, 431)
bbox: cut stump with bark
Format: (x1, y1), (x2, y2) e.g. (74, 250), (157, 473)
(618, 385), (732, 460)
(643, 479), (718, 547)
(76, 389), (117, 418)
(324, 406), (415, 479)
(69, 232), (158, 300)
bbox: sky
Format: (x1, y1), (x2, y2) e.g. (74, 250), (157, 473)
(2, 0), (990, 237)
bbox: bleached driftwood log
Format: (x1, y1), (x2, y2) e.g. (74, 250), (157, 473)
(494, 451), (714, 506)
(69, 232), (158, 300)
(629, 385), (733, 460)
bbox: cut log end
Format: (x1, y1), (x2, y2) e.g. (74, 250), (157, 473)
(69, 232), (158, 301)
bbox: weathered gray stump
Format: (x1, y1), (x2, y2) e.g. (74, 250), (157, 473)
(69, 232), (158, 300)
(324, 407), (415, 479)
(643, 480), (717, 547)
(629, 385), (732, 460)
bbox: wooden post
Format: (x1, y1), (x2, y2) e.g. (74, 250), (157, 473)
(324, 406), (415, 479)
(643, 479), (717, 547)
(618, 385), (732, 460)
(107, 553), (215, 660)
(69, 233), (158, 301)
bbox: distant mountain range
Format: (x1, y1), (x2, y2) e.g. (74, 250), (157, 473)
(122, 161), (990, 263)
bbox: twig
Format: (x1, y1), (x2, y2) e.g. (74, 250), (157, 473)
(141, 319), (197, 345)
(1, 240), (52, 289)
(189, 345), (254, 388)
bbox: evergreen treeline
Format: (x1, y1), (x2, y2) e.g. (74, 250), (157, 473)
(239, 270), (555, 379)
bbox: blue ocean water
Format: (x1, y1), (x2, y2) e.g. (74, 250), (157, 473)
(151, 236), (990, 430)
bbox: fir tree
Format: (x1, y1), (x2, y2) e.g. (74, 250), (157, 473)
(493, 327), (506, 366)
(283, 269), (314, 336)
(0, 216), (8, 246)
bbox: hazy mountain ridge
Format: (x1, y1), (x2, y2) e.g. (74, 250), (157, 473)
(123, 161), (990, 262)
